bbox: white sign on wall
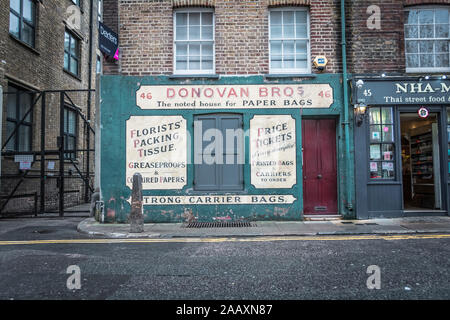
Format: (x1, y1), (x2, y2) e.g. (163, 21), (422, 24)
(126, 116), (187, 190)
(141, 195), (297, 205)
(136, 84), (333, 109)
(250, 115), (297, 189)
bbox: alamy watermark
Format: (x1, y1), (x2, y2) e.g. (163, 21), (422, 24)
(366, 265), (381, 290)
(66, 265), (81, 290)
(367, 5), (381, 30)
(66, 5), (81, 31)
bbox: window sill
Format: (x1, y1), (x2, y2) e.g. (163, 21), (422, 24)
(367, 181), (401, 185)
(9, 34), (39, 55)
(188, 189), (248, 195)
(264, 73), (317, 79)
(405, 69), (450, 74)
(63, 68), (82, 82)
(169, 74), (220, 80)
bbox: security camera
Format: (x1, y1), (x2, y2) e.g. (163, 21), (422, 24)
(356, 79), (364, 89)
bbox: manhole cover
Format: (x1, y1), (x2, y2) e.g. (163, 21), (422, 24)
(184, 221), (256, 228)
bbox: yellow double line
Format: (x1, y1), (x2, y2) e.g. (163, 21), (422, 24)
(0, 233), (449, 246)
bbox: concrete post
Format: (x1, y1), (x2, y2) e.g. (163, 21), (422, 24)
(129, 173), (144, 233)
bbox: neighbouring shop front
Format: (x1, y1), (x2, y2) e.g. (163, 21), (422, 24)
(353, 77), (450, 218)
(99, 74), (354, 223)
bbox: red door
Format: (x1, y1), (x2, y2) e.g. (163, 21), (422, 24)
(302, 119), (338, 215)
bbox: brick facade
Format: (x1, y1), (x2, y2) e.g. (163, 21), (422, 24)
(103, 0), (343, 76)
(346, 0), (406, 74)
(0, 0), (99, 213)
(347, 0), (450, 75)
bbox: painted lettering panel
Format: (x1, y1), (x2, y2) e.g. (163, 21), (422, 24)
(250, 115), (297, 188)
(136, 84), (333, 109)
(126, 116), (187, 190)
(142, 195), (297, 205)
(355, 79), (450, 105)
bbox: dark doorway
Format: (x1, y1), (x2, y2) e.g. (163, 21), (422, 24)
(400, 113), (442, 211)
(302, 119), (338, 215)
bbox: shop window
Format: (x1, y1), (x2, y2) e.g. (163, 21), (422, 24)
(405, 7), (450, 72)
(9, 0), (36, 47)
(194, 114), (244, 191)
(64, 107), (78, 159)
(369, 107), (395, 180)
(6, 84), (33, 152)
(174, 9), (214, 74)
(64, 30), (80, 76)
(269, 7), (310, 74)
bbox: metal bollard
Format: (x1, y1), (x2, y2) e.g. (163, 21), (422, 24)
(129, 173), (144, 233)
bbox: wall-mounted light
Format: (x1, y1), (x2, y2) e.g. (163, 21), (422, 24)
(356, 79), (364, 88)
(355, 103), (368, 127)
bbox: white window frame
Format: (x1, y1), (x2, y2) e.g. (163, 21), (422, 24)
(173, 8), (215, 75)
(269, 7), (311, 74)
(98, 0), (103, 23)
(404, 6), (450, 73)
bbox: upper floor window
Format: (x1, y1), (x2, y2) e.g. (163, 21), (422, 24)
(174, 9), (214, 74)
(269, 7), (310, 74)
(64, 30), (80, 76)
(98, 0), (103, 23)
(405, 7), (450, 72)
(9, 0), (36, 47)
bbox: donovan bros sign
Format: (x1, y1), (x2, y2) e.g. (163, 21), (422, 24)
(136, 84), (333, 109)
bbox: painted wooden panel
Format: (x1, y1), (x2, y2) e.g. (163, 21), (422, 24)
(302, 119), (338, 214)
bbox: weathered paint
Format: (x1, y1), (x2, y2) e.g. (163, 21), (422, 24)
(100, 74), (355, 223)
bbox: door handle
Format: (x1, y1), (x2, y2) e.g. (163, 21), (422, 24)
(317, 174), (323, 179)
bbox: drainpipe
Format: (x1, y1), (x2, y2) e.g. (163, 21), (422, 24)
(86, 0), (94, 203)
(341, 0), (353, 215)
(0, 86), (2, 194)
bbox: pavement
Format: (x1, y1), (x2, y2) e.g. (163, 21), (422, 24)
(77, 215), (450, 239)
(3, 203), (450, 239)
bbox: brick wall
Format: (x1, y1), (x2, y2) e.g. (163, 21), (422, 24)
(346, 0), (406, 74)
(103, 0), (343, 75)
(1, 0), (99, 213)
(346, 0), (450, 75)
(102, 0), (120, 74)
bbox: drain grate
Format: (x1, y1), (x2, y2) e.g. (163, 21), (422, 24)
(184, 221), (256, 228)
